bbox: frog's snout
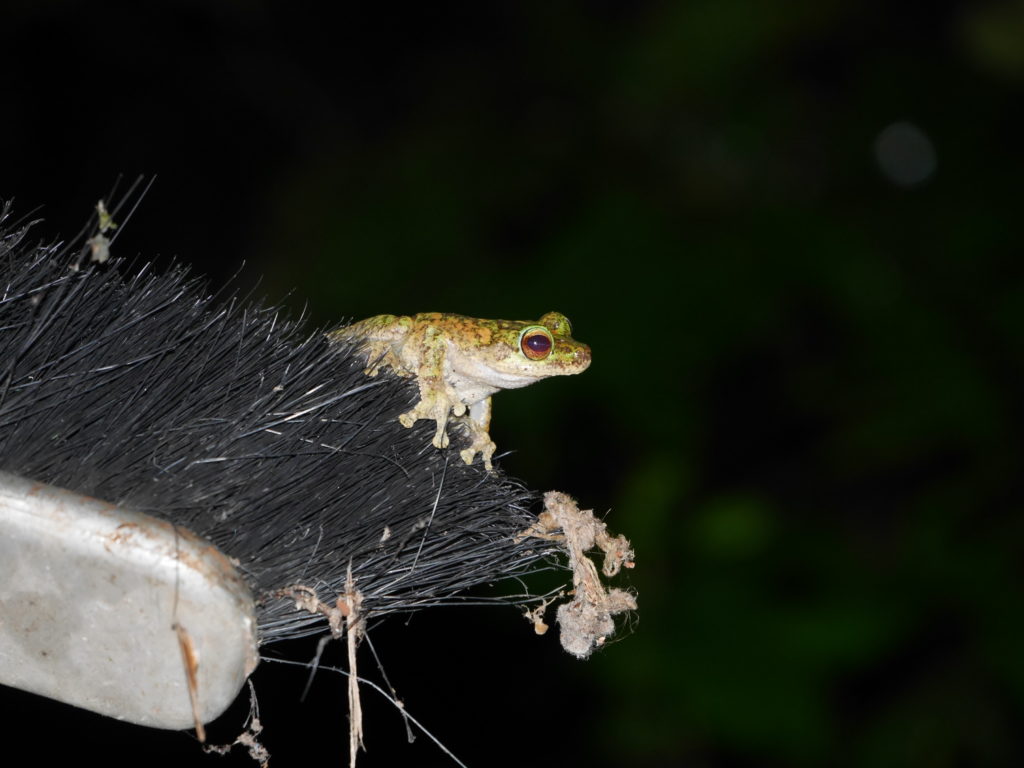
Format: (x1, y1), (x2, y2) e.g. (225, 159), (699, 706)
(573, 344), (592, 370)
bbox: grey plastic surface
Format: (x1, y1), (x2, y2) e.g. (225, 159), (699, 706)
(0, 472), (259, 729)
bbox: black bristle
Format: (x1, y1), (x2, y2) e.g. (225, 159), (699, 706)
(0, 201), (563, 642)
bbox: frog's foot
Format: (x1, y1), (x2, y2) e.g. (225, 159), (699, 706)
(456, 418), (497, 471)
(399, 389), (454, 449)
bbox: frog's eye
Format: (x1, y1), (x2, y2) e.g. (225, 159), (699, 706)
(519, 326), (554, 361)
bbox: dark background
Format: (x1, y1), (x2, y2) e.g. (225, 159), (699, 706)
(3, 1), (1024, 766)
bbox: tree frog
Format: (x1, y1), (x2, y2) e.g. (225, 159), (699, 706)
(329, 312), (591, 470)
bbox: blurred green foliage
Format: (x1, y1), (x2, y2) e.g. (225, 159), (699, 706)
(5, 0), (1024, 765)
(247, 4), (1024, 765)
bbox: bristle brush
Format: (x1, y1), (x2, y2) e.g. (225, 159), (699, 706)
(0, 196), (634, 762)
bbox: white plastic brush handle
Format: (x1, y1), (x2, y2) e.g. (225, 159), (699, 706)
(0, 472), (258, 729)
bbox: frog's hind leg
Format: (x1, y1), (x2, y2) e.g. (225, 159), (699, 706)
(360, 342), (406, 377)
(328, 315), (414, 376)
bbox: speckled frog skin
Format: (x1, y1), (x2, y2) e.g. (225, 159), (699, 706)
(329, 312), (591, 470)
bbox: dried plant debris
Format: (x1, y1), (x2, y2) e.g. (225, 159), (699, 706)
(519, 491), (636, 658)
(280, 572), (366, 768)
(85, 199), (117, 263)
(203, 681), (270, 768)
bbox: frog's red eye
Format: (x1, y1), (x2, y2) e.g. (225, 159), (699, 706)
(520, 327), (553, 360)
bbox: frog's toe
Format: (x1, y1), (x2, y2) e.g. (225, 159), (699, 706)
(398, 411), (417, 428)
(430, 417), (450, 448)
(459, 447), (476, 466)
(479, 441), (496, 470)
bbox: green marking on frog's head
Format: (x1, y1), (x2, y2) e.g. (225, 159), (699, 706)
(538, 311), (573, 337)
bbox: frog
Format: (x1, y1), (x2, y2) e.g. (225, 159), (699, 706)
(328, 311), (591, 470)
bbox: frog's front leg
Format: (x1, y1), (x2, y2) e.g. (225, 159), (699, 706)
(458, 396), (497, 470)
(398, 328), (457, 449)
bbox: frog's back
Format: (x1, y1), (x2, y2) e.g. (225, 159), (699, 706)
(332, 314), (413, 343)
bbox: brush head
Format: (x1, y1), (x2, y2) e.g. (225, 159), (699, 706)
(0, 201), (563, 647)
